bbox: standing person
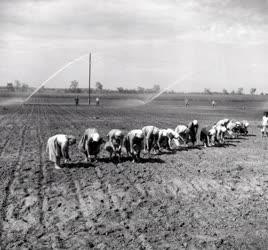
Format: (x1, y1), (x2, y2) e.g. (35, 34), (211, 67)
(185, 97), (189, 108)
(75, 95), (79, 107)
(261, 112), (268, 137)
(46, 134), (76, 169)
(211, 100), (216, 108)
(96, 97), (100, 106)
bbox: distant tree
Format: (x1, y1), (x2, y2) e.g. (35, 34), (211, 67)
(204, 88), (212, 95)
(230, 90), (235, 95)
(250, 88), (257, 95)
(137, 86), (145, 93)
(236, 87), (244, 95)
(152, 84), (160, 93)
(14, 80), (21, 90)
(116, 87), (141, 94)
(95, 82), (103, 91)
(69, 80), (79, 92)
(117, 87), (124, 93)
(21, 83), (29, 92)
(222, 88), (229, 95)
(260, 92), (264, 95)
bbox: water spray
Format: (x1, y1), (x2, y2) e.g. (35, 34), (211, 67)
(23, 53), (89, 103)
(144, 73), (193, 104)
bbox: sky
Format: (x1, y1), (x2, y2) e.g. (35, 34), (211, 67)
(0, 0), (268, 92)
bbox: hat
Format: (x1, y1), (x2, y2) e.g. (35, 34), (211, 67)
(92, 133), (100, 142)
(221, 127), (227, 133)
(193, 120), (198, 125)
(134, 130), (144, 138)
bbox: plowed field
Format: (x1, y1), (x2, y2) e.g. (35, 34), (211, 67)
(0, 96), (268, 249)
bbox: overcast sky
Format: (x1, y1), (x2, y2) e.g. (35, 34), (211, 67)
(1, 0), (268, 92)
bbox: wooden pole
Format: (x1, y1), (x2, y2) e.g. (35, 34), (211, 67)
(88, 53), (91, 105)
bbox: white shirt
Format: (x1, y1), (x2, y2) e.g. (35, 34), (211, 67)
(54, 134), (68, 145)
(129, 129), (143, 138)
(262, 116), (268, 126)
(216, 119), (229, 127)
(209, 128), (216, 136)
(242, 120), (249, 127)
(166, 128), (179, 138)
(159, 129), (168, 137)
(175, 125), (188, 134)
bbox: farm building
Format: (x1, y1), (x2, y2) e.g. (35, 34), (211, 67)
(0, 83), (15, 92)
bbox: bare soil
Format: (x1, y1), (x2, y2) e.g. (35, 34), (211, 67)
(0, 97), (267, 249)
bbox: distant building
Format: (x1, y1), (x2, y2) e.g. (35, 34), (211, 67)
(0, 83), (15, 92)
(6, 83), (15, 92)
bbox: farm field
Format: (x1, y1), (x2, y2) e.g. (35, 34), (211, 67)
(0, 95), (268, 249)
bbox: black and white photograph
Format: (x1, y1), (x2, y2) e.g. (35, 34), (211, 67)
(1, 0), (268, 249)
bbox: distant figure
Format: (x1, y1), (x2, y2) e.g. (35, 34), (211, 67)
(46, 134), (76, 169)
(261, 112), (268, 137)
(211, 100), (216, 108)
(75, 95), (79, 107)
(96, 97), (100, 106)
(185, 98), (189, 108)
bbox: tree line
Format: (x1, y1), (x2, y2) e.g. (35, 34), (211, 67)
(0, 80), (31, 92)
(65, 81), (161, 94)
(68, 81), (260, 95)
(0, 79), (262, 96)
(204, 87), (259, 95)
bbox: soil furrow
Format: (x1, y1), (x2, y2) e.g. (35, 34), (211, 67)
(0, 125), (27, 249)
(36, 105), (45, 226)
(37, 104), (66, 248)
(53, 106), (115, 215)
(0, 107), (24, 157)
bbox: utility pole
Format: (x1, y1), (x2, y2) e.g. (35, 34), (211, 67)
(88, 53), (91, 105)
